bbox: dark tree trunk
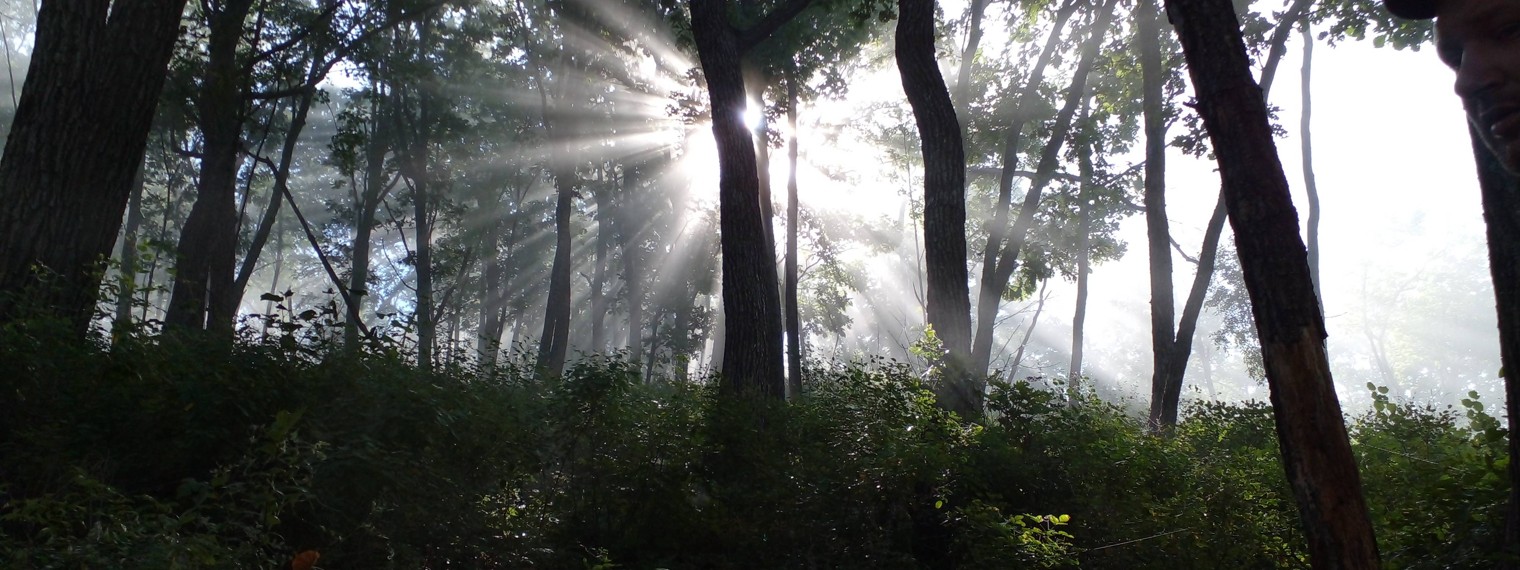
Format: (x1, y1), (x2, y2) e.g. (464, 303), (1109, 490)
(0, 0), (190, 333)
(1165, 0), (1380, 566)
(591, 179), (610, 352)
(1148, 0), (1300, 428)
(537, 171), (575, 375)
(950, 0), (989, 116)
(785, 69), (803, 398)
(688, 0), (792, 398)
(1069, 127), (1094, 388)
(1139, 0), (1178, 428)
(113, 168), (148, 337)
(1470, 125), (1520, 569)
(971, 0), (1113, 375)
(345, 101), (392, 348)
(232, 87), (316, 317)
(619, 165), (645, 364)
(477, 217), (504, 365)
(896, 0), (974, 414)
(166, 0), (256, 335)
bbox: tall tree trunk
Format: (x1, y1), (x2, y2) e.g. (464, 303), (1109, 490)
(1301, 24), (1321, 302)
(971, 0), (1113, 375)
(950, 0), (989, 116)
(537, 171), (575, 375)
(232, 87), (317, 317)
(1148, 1), (1302, 428)
(785, 69), (803, 398)
(166, 0), (257, 335)
(1069, 126), (1093, 389)
(619, 164), (645, 364)
(896, 0), (975, 414)
(590, 180), (610, 352)
(1165, 0), (1380, 566)
(114, 168), (147, 337)
(1470, 125), (1520, 568)
(345, 101), (392, 348)
(0, 0), (189, 333)
(689, 0), (794, 398)
(1139, 0), (1178, 427)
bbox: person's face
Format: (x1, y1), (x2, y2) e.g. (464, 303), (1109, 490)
(1436, 0), (1520, 172)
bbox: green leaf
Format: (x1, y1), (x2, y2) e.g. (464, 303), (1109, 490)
(934, 500), (943, 510)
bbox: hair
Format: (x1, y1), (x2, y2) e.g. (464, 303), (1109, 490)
(1384, 0), (1438, 20)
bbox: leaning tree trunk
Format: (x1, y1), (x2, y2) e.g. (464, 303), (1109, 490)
(114, 168), (147, 338)
(537, 170), (576, 376)
(0, 0), (190, 333)
(689, 0), (788, 398)
(345, 104), (392, 348)
(1470, 125), (1520, 569)
(1165, 0), (1380, 566)
(1301, 24), (1322, 302)
(166, 0), (256, 335)
(896, 0), (975, 415)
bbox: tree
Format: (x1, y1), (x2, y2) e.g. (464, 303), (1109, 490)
(687, 0), (816, 398)
(894, 0), (974, 414)
(0, 0), (190, 333)
(1164, 0), (1380, 566)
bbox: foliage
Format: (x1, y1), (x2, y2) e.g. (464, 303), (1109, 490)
(0, 317), (1510, 568)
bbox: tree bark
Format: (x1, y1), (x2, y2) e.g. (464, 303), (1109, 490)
(1165, 0), (1380, 566)
(1470, 125), (1520, 568)
(785, 68), (803, 398)
(897, 0), (975, 414)
(345, 100), (393, 348)
(590, 178), (610, 353)
(537, 170), (576, 375)
(232, 87), (317, 316)
(166, 0), (257, 335)
(1140, 0), (1178, 427)
(689, 0), (794, 398)
(0, 0), (190, 333)
(1301, 24), (1321, 302)
(1069, 125), (1094, 389)
(950, 0), (989, 118)
(619, 164), (645, 364)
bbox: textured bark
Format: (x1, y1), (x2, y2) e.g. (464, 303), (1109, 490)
(971, 0), (1112, 375)
(1470, 126), (1520, 568)
(166, 0), (257, 335)
(0, 0), (191, 332)
(1166, 0), (1380, 566)
(689, 0), (794, 398)
(1148, 0), (1300, 428)
(785, 70), (803, 398)
(897, 0), (975, 414)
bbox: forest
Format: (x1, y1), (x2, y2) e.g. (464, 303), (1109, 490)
(0, 0), (1515, 567)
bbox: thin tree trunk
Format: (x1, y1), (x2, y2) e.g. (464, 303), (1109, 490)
(896, 0), (975, 414)
(1301, 24), (1321, 302)
(538, 171), (575, 375)
(1007, 280), (1048, 381)
(232, 86), (317, 314)
(785, 68), (803, 398)
(345, 100), (392, 348)
(1166, 0), (1380, 565)
(1139, 0), (1177, 427)
(1069, 128), (1093, 390)
(950, 0), (989, 116)
(0, 0), (189, 333)
(114, 168), (147, 337)
(619, 164), (645, 363)
(590, 180), (610, 352)
(971, 0), (1110, 375)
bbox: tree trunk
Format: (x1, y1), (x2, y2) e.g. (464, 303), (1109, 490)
(113, 168), (147, 338)
(950, 0), (989, 116)
(345, 101), (392, 348)
(232, 87), (317, 317)
(1139, 0), (1178, 428)
(619, 164), (645, 364)
(896, 0), (975, 414)
(1165, 0), (1380, 566)
(537, 171), (575, 375)
(1069, 127), (1093, 389)
(785, 69), (803, 398)
(591, 179), (610, 353)
(1301, 24), (1321, 302)
(166, 0), (256, 335)
(971, 0), (1113, 376)
(1470, 125), (1520, 568)
(0, 0), (189, 333)
(689, 0), (788, 398)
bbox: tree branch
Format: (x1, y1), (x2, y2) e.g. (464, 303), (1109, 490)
(738, 0), (815, 53)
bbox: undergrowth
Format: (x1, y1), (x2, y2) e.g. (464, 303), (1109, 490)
(0, 317), (1509, 568)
